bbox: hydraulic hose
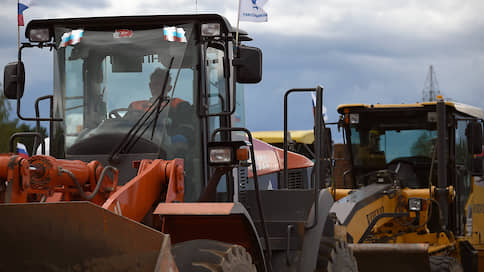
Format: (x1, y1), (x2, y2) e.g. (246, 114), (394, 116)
(59, 165), (117, 200)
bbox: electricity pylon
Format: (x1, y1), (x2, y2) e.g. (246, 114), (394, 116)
(422, 65), (441, 102)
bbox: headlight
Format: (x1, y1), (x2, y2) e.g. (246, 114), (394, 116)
(408, 198), (423, 211)
(207, 141), (251, 167)
(209, 147), (232, 164)
(201, 23), (220, 37)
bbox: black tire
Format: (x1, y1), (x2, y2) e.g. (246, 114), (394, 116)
(316, 237), (358, 272)
(172, 239), (256, 272)
(429, 256), (463, 272)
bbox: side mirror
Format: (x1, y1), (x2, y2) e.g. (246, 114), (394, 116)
(3, 61), (25, 99)
(233, 45), (262, 84)
(466, 121), (483, 155)
(471, 156), (483, 176)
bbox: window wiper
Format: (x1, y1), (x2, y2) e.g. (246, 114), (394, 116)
(109, 58), (174, 164)
(150, 58), (174, 140)
(124, 100), (170, 153)
(150, 56), (186, 141)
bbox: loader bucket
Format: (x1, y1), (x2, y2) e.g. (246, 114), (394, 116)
(0, 202), (177, 272)
(349, 243), (430, 272)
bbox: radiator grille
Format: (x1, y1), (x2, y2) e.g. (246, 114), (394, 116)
(238, 167), (250, 211)
(287, 169), (304, 189)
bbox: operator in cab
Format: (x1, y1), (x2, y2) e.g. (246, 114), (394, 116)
(127, 67), (194, 157)
(128, 68), (183, 112)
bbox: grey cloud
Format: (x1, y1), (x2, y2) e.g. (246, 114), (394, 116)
(0, 0), (482, 133)
(0, 0), (109, 8)
(243, 31), (484, 132)
(39, 0), (109, 8)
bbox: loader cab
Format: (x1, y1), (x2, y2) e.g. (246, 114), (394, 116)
(339, 104), (438, 188)
(338, 102), (483, 188)
(338, 101), (484, 234)
(6, 14), (262, 202)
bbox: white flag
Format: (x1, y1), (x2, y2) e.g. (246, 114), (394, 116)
(311, 92), (328, 121)
(239, 0), (268, 22)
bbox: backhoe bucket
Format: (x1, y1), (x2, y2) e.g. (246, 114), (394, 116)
(0, 202), (177, 271)
(349, 243), (430, 272)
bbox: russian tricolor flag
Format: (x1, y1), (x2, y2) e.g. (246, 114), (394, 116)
(59, 29), (84, 48)
(17, 143), (29, 159)
(163, 27), (187, 43)
(18, 0), (32, 26)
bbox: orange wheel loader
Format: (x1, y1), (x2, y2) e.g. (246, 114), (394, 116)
(1, 14), (356, 271)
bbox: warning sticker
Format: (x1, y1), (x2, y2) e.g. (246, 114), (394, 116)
(113, 29), (133, 39)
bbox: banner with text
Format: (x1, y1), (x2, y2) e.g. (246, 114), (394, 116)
(240, 0), (268, 22)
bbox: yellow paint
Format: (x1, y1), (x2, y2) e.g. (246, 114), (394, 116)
(468, 179), (484, 246)
(252, 130), (314, 144)
(333, 188), (352, 201)
(337, 101), (484, 119)
(346, 194), (398, 242)
(337, 101), (457, 114)
(333, 99), (484, 268)
(401, 187), (433, 199)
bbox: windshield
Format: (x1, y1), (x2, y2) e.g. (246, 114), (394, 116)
(349, 124), (437, 188)
(53, 24), (203, 200)
(350, 128), (437, 166)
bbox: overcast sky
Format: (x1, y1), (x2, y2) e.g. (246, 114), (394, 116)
(0, 0), (483, 139)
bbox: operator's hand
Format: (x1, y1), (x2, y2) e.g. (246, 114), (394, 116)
(198, 166), (234, 202)
(212, 166), (234, 176)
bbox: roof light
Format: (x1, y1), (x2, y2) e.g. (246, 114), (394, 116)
(29, 28), (50, 42)
(201, 23), (220, 37)
(349, 113), (359, 124)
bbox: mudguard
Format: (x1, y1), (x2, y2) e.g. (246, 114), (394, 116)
(298, 188), (334, 271)
(155, 201), (267, 271)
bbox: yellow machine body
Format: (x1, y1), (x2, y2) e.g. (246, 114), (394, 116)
(464, 177), (484, 270)
(331, 101), (484, 271)
(251, 101), (484, 271)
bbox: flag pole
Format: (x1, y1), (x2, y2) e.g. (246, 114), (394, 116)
(17, 0), (20, 51)
(235, 0), (241, 46)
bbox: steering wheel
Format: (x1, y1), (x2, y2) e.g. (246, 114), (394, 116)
(387, 156), (432, 188)
(388, 159), (416, 172)
(358, 169), (400, 187)
(108, 108), (129, 119)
